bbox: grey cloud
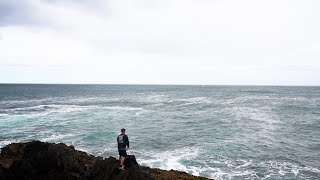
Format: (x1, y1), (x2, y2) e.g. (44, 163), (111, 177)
(0, 0), (107, 27)
(0, 1), (43, 26)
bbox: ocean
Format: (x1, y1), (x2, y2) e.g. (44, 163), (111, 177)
(0, 84), (319, 179)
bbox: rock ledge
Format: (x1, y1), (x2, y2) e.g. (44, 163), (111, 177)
(0, 141), (210, 180)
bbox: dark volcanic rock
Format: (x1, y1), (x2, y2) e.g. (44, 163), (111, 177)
(1, 141), (96, 180)
(0, 141), (210, 180)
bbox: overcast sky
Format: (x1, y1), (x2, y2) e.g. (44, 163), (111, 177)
(0, 0), (320, 85)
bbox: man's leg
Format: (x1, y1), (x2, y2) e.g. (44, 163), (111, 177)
(120, 156), (125, 166)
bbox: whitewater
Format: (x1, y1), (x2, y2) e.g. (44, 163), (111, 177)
(0, 84), (319, 179)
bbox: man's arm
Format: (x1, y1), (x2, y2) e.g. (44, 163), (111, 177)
(125, 135), (129, 148)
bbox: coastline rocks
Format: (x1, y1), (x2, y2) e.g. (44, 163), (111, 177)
(0, 141), (209, 180)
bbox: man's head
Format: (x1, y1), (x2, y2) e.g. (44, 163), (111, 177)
(121, 128), (126, 134)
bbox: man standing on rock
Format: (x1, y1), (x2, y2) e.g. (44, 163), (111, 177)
(117, 128), (129, 170)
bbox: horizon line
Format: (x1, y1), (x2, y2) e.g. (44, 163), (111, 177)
(0, 83), (319, 87)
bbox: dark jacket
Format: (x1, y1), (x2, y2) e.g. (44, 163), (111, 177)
(117, 134), (129, 150)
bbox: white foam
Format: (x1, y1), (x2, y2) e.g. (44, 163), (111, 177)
(136, 149), (269, 179)
(137, 147), (200, 175)
(1, 105), (40, 112)
(0, 98), (49, 105)
(40, 133), (74, 142)
(205, 167), (229, 179)
(101, 106), (143, 111)
(173, 97), (214, 105)
(0, 140), (17, 148)
(1, 104), (80, 113)
(291, 168), (299, 176)
(1, 104), (146, 117)
(235, 160), (252, 169)
(257, 160), (320, 177)
(195, 155), (320, 179)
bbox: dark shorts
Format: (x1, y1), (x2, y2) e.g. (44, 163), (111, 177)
(118, 150), (127, 157)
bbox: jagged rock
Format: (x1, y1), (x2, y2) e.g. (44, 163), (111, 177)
(0, 141), (210, 180)
(124, 155), (138, 168)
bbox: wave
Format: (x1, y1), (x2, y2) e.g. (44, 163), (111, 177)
(171, 97), (213, 104)
(137, 147), (201, 176)
(0, 98), (51, 105)
(62, 97), (125, 103)
(0, 140), (19, 148)
(101, 106), (143, 111)
(0, 104), (146, 116)
(40, 133), (74, 142)
(204, 155), (320, 179)
(135, 148), (320, 179)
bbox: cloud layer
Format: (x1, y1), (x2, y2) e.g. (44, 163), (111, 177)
(1, 0), (320, 85)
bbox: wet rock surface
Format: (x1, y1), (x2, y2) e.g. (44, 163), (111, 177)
(0, 141), (210, 180)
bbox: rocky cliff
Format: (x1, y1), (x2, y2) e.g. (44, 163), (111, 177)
(0, 141), (209, 180)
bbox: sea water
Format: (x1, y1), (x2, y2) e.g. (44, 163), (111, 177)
(0, 84), (319, 179)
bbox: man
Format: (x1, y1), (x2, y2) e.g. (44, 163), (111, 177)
(117, 128), (129, 170)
